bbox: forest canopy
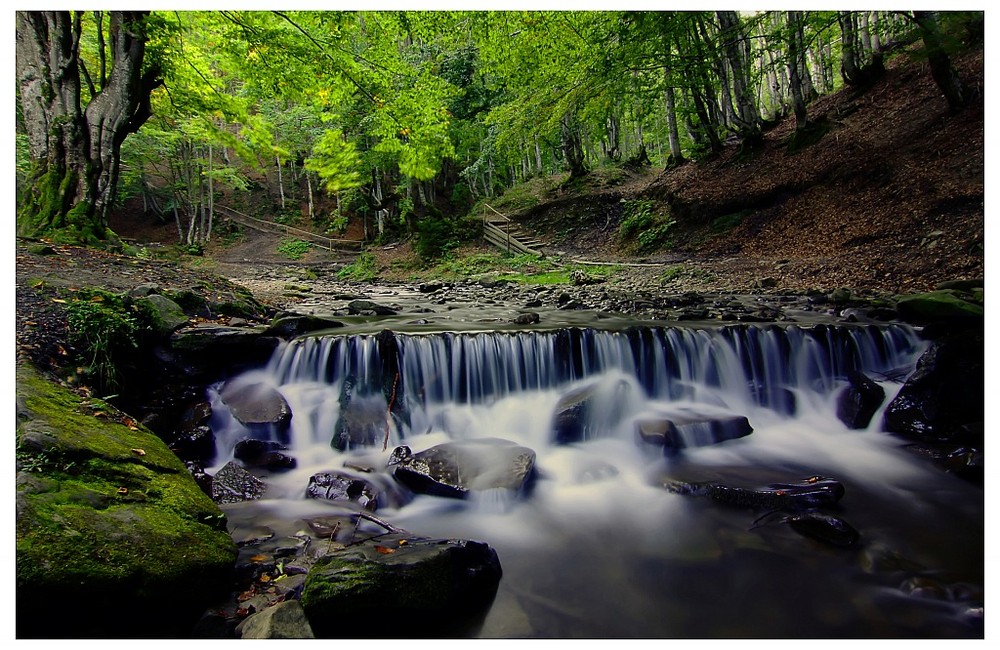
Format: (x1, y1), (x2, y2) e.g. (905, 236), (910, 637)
(14, 10), (981, 247)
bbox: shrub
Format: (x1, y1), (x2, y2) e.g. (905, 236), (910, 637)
(618, 199), (675, 252)
(415, 213), (456, 261)
(337, 252), (379, 281)
(66, 299), (140, 392)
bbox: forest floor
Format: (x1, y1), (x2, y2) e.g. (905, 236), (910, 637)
(24, 42), (984, 318)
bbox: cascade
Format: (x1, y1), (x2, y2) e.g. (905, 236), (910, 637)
(205, 322), (983, 637)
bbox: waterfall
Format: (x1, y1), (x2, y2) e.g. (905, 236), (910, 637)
(210, 323), (923, 462)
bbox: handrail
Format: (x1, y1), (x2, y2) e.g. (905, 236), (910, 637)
(215, 205), (363, 251)
(480, 202), (541, 257)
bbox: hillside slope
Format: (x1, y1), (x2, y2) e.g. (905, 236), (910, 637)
(510, 45), (983, 294)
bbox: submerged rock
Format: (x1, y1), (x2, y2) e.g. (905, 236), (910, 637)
(234, 438), (296, 470)
(551, 378), (633, 444)
(264, 312), (344, 337)
(348, 299), (398, 316)
(786, 512), (861, 547)
(389, 438), (536, 499)
(300, 534), (502, 637)
(637, 409), (753, 451)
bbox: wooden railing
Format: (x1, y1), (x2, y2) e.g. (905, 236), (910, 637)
(215, 205), (363, 252)
(481, 203), (541, 257)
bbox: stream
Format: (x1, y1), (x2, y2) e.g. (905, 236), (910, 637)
(206, 316), (983, 638)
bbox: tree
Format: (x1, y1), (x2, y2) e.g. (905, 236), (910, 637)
(912, 11), (967, 112)
(16, 11), (163, 244)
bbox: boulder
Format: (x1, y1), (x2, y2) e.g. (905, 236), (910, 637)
(513, 311), (540, 325)
(136, 293), (189, 337)
(895, 290), (983, 326)
(836, 371), (885, 429)
(211, 461), (267, 504)
(389, 438), (536, 500)
(15, 364), (236, 638)
(300, 534), (502, 637)
(219, 381), (292, 436)
(332, 378), (389, 451)
(637, 410), (753, 451)
(236, 600), (315, 639)
(234, 438), (297, 470)
(883, 331), (984, 443)
(265, 313), (344, 338)
(306, 471), (381, 510)
(168, 325), (279, 378)
(348, 299), (398, 316)
(551, 378), (632, 444)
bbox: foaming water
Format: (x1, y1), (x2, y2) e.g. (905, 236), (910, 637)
(208, 323), (984, 638)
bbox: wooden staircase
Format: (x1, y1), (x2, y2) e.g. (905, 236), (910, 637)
(481, 204), (543, 257)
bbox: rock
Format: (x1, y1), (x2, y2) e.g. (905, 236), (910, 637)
(836, 371), (885, 429)
(786, 512), (861, 547)
(637, 409), (753, 451)
(389, 438), (536, 500)
(827, 288), (852, 304)
(300, 534), (502, 637)
(896, 290), (983, 325)
(211, 461), (267, 504)
(219, 381), (292, 436)
(127, 282), (160, 298)
(935, 278), (984, 292)
(16, 364), (236, 638)
(348, 299), (398, 316)
(418, 280), (445, 293)
(883, 331), (984, 443)
(754, 277), (778, 289)
(136, 293), (189, 337)
(570, 269), (603, 286)
(551, 378), (632, 444)
(234, 438), (296, 470)
(306, 471), (381, 510)
(264, 313), (344, 337)
(513, 311), (540, 325)
(168, 325), (278, 378)
(169, 424), (216, 463)
(237, 600), (315, 639)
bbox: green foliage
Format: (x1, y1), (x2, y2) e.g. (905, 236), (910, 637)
(65, 298), (140, 392)
(276, 238), (312, 260)
(415, 214), (457, 261)
(305, 129), (363, 193)
(618, 199), (676, 252)
(710, 211), (748, 234)
(337, 252), (379, 281)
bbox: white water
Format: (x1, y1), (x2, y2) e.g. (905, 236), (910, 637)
(208, 324), (984, 637)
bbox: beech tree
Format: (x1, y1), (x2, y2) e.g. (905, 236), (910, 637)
(16, 11), (163, 244)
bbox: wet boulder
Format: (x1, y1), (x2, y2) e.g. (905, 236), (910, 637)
(883, 331), (984, 444)
(300, 534), (502, 637)
(211, 461), (267, 504)
(636, 409), (753, 451)
(895, 290), (983, 326)
(219, 381), (292, 437)
(786, 512), (861, 548)
(135, 293), (189, 337)
(305, 471), (381, 510)
(388, 438), (536, 500)
(551, 378), (633, 444)
(234, 438), (296, 470)
(836, 371), (885, 429)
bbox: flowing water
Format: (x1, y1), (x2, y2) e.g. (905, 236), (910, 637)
(208, 323), (983, 638)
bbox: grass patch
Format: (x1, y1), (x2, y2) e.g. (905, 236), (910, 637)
(337, 252), (379, 281)
(276, 238), (311, 260)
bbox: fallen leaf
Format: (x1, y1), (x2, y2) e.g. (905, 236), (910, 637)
(52, 298), (67, 304)
(117, 487), (128, 495)
(398, 539), (408, 546)
(131, 448), (146, 456)
(249, 554), (268, 563)
(374, 545), (396, 554)
(259, 574), (272, 583)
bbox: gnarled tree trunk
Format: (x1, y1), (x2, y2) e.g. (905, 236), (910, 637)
(16, 11), (161, 244)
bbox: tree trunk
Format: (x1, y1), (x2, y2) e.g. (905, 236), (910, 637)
(534, 135), (543, 173)
(307, 173), (314, 220)
(786, 11), (808, 132)
(913, 11), (967, 112)
(206, 141), (214, 242)
(560, 112), (588, 179)
(716, 10), (762, 143)
(839, 11), (884, 87)
(16, 11), (161, 244)
(276, 155), (285, 210)
(663, 72), (684, 166)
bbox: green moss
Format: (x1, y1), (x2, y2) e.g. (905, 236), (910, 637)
(16, 363), (235, 635)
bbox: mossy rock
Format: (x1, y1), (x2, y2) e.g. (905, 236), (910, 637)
(135, 294), (189, 337)
(15, 364), (236, 638)
(895, 290), (984, 325)
(300, 534), (501, 637)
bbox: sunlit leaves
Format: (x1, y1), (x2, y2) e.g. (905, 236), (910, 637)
(305, 129), (363, 192)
